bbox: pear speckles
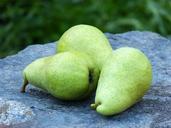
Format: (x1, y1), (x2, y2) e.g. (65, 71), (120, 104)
(57, 24), (113, 70)
(20, 25), (152, 116)
(92, 47), (152, 116)
(21, 52), (99, 100)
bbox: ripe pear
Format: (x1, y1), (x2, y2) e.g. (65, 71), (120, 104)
(21, 52), (99, 100)
(57, 24), (113, 69)
(91, 47), (152, 116)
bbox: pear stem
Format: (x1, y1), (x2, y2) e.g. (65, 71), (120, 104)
(20, 77), (28, 93)
(90, 103), (98, 109)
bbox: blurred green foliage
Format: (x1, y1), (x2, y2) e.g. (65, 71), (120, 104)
(1, 0), (171, 58)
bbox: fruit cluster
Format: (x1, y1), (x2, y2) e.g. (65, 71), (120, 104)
(21, 25), (152, 116)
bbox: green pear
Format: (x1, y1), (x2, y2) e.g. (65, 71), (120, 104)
(57, 24), (113, 69)
(21, 51), (99, 100)
(91, 47), (152, 116)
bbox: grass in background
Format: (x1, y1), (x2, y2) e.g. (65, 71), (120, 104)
(0, 0), (171, 58)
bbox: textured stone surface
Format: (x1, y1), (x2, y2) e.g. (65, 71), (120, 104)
(0, 31), (171, 128)
(0, 98), (35, 128)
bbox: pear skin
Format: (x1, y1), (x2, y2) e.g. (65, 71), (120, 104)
(21, 56), (52, 92)
(21, 52), (99, 100)
(57, 24), (113, 69)
(91, 47), (152, 116)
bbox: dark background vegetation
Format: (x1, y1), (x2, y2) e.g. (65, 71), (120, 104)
(1, 0), (171, 58)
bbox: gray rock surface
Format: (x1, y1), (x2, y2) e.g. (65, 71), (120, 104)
(0, 98), (35, 128)
(0, 31), (171, 128)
